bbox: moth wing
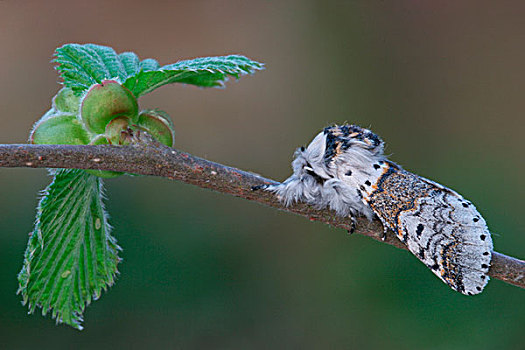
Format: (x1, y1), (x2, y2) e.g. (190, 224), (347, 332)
(399, 191), (493, 295)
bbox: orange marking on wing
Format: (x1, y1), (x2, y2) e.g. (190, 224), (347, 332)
(335, 142), (343, 156)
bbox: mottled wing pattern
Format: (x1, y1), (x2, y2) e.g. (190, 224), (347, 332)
(363, 164), (493, 294)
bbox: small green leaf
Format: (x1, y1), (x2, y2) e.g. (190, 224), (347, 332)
(52, 87), (81, 114)
(54, 43), (264, 96)
(18, 169), (120, 330)
(123, 55), (264, 97)
(30, 112), (89, 146)
(54, 44), (129, 94)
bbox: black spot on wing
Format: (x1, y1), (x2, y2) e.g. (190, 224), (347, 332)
(416, 224), (424, 237)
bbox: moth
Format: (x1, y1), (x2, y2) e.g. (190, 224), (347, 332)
(265, 124), (493, 295)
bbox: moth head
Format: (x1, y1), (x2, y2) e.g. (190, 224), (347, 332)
(290, 124), (385, 183)
(322, 124), (384, 163)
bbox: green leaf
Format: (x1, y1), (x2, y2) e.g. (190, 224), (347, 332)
(54, 43), (264, 96)
(18, 169), (120, 330)
(54, 44), (129, 94)
(123, 55), (264, 97)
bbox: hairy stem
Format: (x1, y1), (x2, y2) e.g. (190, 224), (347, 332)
(1, 143), (523, 289)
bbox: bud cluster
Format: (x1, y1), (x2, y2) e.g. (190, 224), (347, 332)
(30, 80), (176, 178)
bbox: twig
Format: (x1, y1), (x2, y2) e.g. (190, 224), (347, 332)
(0, 143), (523, 289)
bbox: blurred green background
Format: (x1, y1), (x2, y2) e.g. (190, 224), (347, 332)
(1, 1), (524, 349)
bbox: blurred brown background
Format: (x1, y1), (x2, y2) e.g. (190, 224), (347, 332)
(1, 1), (524, 349)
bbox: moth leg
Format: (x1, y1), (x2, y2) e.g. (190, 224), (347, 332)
(381, 224), (388, 241)
(347, 215), (357, 235)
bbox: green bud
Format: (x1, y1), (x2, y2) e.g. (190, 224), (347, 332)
(105, 116), (131, 145)
(136, 109), (175, 147)
(52, 87), (80, 114)
(80, 80), (138, 134)
(85, 136), (123, 178)
(30, 112), (89, 145)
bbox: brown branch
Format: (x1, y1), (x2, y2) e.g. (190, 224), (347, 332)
(0, 143), (523, 290)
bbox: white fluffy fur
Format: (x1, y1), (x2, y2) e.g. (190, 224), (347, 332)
(267, 130), (382, 221)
